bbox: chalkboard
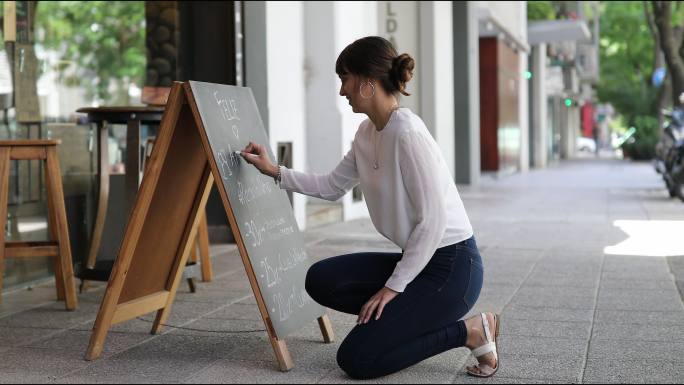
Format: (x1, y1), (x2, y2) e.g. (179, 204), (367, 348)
(86, 82), (333, 372)
(187, 80), (325, 337)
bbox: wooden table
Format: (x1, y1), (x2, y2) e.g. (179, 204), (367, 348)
(76, 107), (164, 284)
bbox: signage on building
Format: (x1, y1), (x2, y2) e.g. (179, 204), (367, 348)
(546, 66), (564, 95)
(378, 1), (420, 115)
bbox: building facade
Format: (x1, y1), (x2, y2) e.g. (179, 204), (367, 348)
(1, 1), (597, 291)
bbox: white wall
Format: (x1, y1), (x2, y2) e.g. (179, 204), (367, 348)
(333, 1), (377, 221)
(264, 1), (307, 229)
(302, 2), (377, 221)
(518, 2), (529, 172)
(419, 1), (455, 178)
(305, 2), (341, 177)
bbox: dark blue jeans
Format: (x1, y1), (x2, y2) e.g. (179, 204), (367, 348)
(305, 236), (484, 380)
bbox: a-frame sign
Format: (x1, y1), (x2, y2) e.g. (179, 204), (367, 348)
(85, 82), (334, 371)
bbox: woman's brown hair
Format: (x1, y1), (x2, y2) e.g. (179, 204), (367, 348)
(335, 36), (415, 96)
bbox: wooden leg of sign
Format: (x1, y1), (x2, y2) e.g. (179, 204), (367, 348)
(270, 337), (295, 372)
(85, 295), (116, 361)
(0, 148), (10, 305)
(198, 213), (212, 282)
(151, 169), (213, 335)
(317, 315), (335, 343)
(189, 240), (198, 264)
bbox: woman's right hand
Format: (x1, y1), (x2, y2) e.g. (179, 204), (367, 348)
(240, 141), (279, 177)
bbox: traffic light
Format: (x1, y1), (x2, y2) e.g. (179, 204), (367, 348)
(564, 98), (573, 107)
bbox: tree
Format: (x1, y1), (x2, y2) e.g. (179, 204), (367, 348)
(528, 1), (556, 21)
(596, 2), (661, 159)
(35, 1), (145, 105)
(596, 2), (658, 122)
(650, 1), (684, 106)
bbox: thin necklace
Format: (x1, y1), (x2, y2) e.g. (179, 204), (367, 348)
(373, 105), (400, 170)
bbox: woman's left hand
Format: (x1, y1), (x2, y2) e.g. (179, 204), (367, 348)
(357, 287), (399, 325)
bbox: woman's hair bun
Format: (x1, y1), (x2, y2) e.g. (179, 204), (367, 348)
(390, 53), (415, 96)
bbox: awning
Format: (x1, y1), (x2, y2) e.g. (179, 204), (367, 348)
(528, 19), (592, 46)
(477, 7), (530, 53)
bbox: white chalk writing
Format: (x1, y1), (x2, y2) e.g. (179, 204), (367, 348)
(215, 146), (241, 180)
(214, 91), (240, 121)
(237, 178), (273, 206)
(273, 284), (312, 322)
(259, 247), (308, 288)
(244, 219), (266, 248)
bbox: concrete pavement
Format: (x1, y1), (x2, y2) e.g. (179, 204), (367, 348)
(1, 157), (684, 383)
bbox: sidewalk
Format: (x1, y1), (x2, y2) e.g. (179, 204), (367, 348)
(1, 158), (684, 383)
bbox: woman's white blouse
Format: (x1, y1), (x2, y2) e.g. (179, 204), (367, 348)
(279, 108), (473, 292)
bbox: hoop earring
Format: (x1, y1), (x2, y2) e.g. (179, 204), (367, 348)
(359, 82), (375, 99)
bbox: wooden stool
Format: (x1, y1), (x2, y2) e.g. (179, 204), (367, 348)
(143, 138), (213, 288)
(0, 140), (78, 310)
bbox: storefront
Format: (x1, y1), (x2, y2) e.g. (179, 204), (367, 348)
(1, 1), (241, 290)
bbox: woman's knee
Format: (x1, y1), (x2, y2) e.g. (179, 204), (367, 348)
(336, 335), (378, 380)
(337, 344), (369, 379)
(305, 260), (330, 303)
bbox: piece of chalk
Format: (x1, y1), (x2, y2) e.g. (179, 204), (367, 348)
(235, 151), (257, 157)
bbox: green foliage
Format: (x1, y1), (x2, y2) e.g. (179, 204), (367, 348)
(597, 2), (658, 120)
(35, 1), (145, 104)
(528, 1), (557, 21)
(621, 115), (660, 160)
(596, 2), (660, 159)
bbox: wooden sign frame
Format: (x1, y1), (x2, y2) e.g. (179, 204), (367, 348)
(86, 82), (334, 371)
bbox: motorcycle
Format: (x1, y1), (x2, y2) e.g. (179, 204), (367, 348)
(655, 105), (684, 200)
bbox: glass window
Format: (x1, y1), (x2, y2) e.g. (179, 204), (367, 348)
(2, 1), (146, 289)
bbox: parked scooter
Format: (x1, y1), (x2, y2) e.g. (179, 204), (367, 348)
(655, 94), (684, 200)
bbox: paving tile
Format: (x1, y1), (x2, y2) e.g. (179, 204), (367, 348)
(184, 358), (334, 384)
(23, 329), (151, 358)
(523, 272), (599, 288)
(588, 339), (684, 362)
(597, 289), (684, 312)
(600, 278), (678, 291)
(451, 374), (569, 384)
(0, 302), (99, 329)
(500, 319), (592, 340)
(0, 347), (89, 376)
(502, 306), (594, 323)
(0, 373), (60, 384)
(591, 322), (684, 342)
(464, 354), (584, 383)
(496, 335), (587, 358)
(595, 310), (684, 325)
(0, 326), (64, 348)
(506, 290), (595, 310)
(57, 354), (218, 384)
(603, 257), (672, 273)
(583, 359), (679, 384)
(163, 317), (267, 338)
(601, 270), (675, 281)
